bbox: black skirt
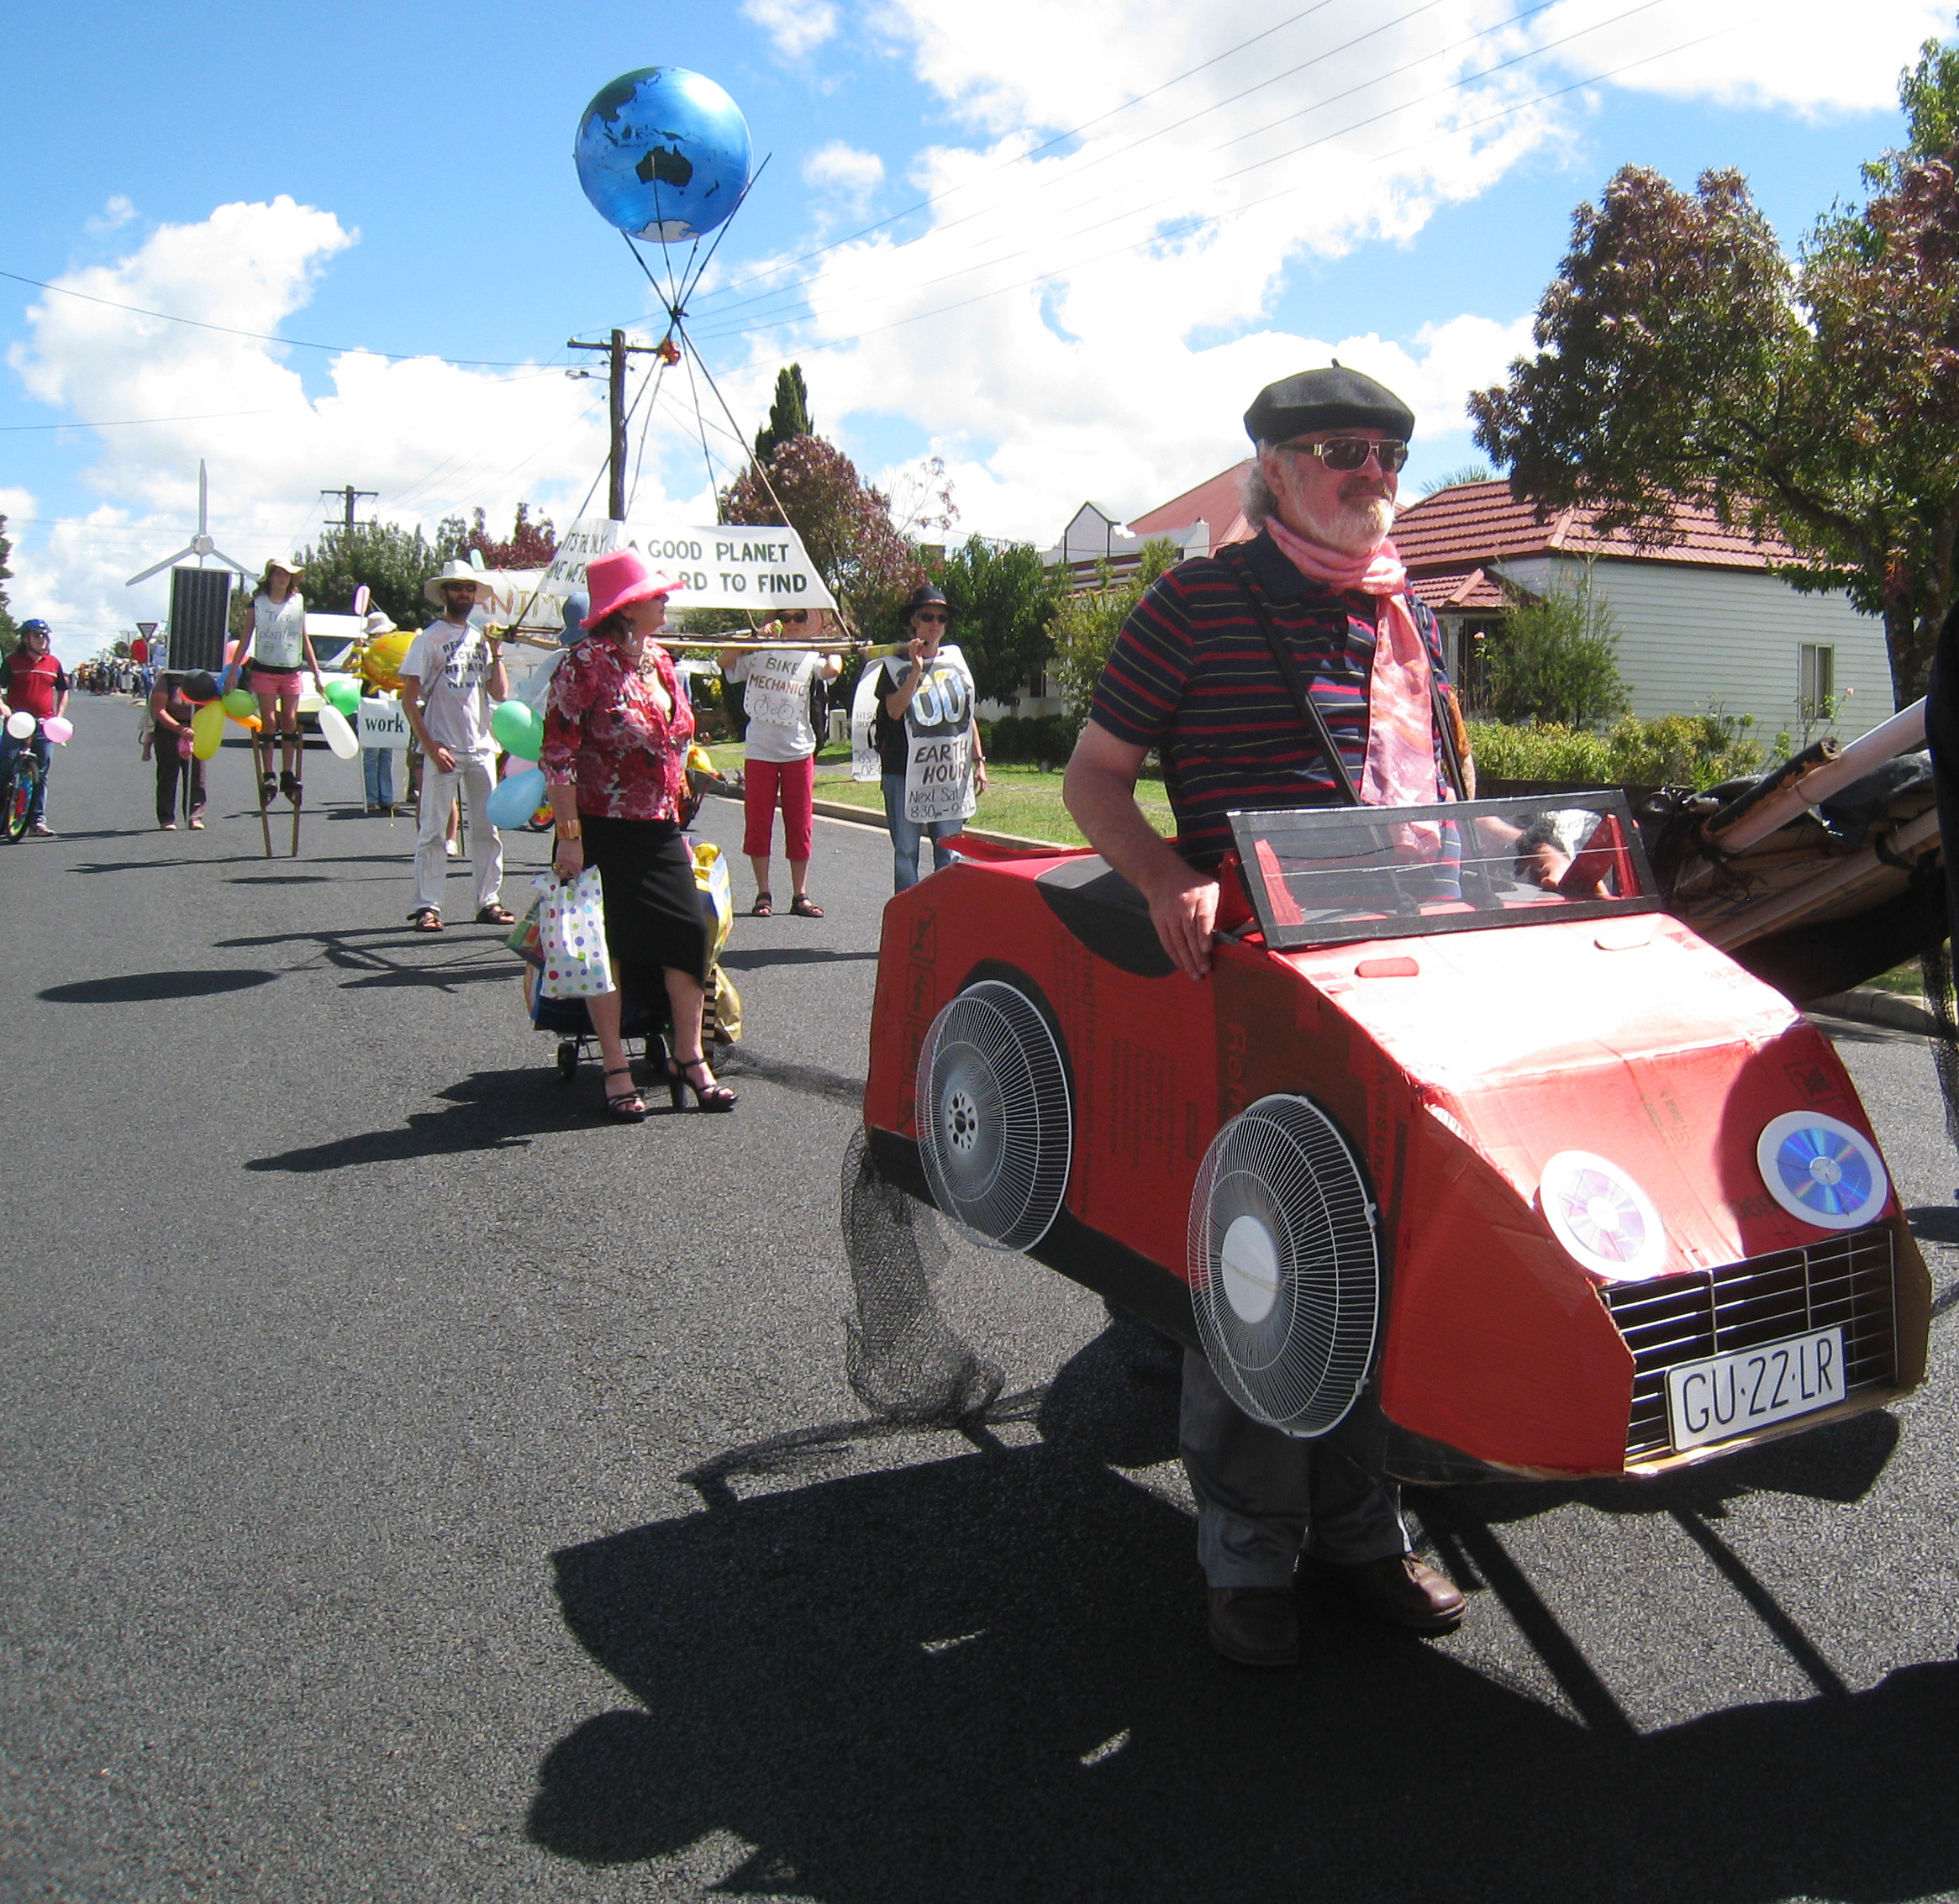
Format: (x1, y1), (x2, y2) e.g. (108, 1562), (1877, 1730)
(579, 813), (709, 990)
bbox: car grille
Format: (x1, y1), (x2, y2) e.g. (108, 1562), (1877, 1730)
(1599, 1225), (1898, 1463)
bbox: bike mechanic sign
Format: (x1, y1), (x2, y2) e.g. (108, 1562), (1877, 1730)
(532, 518), (838, 618)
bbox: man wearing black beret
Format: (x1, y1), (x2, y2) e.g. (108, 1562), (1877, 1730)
(1065, 365), (1469, 1666)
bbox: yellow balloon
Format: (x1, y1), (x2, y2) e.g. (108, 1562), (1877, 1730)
(361, 631), (415, 693)
(192, 699), (227, 760)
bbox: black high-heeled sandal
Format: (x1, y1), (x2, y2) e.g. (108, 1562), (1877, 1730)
(667, 1056), (737, 1112)
(601, 1065), (647, 1122)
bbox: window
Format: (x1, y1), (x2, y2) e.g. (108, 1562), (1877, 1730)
(1799, 643), (1835, 707)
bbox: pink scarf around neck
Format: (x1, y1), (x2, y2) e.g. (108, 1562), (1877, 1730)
(1264, 516), (1446, 813)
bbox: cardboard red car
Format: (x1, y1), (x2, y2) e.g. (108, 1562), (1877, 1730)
(861, 792), (1930, 1478)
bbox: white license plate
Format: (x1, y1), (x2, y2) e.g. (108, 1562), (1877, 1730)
(1665, 1326), (1846, 1452)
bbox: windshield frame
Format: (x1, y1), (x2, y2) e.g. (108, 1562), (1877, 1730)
(1226, 789), (1661, 950)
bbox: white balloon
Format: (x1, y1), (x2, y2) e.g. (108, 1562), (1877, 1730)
(5, 710), (35, 740)
(317, 705), (360, 760)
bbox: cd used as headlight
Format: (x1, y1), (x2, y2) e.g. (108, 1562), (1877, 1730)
(1537, 1150), (1667, 1281)
(1756, 1112), (1888, 1231)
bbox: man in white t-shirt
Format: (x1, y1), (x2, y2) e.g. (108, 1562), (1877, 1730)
(400, 560), (511, 932)
(719, 609), (842, 918)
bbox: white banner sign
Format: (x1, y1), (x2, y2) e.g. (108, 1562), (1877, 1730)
(357, 693), (412, 750)
(531, 517), (838, 619)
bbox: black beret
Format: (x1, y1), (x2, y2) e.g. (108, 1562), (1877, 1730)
(1244, 366), (1415, 444)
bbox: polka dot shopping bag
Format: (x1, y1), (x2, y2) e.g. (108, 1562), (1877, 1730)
(539, 866), (616, 999)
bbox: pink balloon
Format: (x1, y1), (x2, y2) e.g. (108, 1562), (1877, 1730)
(42, 716), (73, 744)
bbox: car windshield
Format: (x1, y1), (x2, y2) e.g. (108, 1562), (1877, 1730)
(1228, 791), (1659, 949)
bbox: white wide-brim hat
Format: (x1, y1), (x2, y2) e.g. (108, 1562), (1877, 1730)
(266, 555), (305, 577)
(424, 558), (492, 606)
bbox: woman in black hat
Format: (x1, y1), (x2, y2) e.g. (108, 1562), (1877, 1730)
(873, 585), (987, 892)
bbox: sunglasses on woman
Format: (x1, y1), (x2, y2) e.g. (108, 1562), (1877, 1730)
(1282, 437), (1410, 474)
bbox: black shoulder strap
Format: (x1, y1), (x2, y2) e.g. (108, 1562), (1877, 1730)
(1220, 544), (1361, 807)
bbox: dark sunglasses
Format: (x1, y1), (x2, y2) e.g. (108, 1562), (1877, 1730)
(1283, 437), (1409, 474)
(914, 610), (948, 623)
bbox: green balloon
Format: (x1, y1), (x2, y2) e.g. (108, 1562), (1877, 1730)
(221, 688), (257, 719)
(324, 678), (362, 718)
(491, 698), (543, 760)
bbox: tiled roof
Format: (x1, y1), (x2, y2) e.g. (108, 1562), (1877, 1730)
(1391, 479), (1797, 572)
(1130, 460), (1256, 553)
(1407, 566), (1508, 611)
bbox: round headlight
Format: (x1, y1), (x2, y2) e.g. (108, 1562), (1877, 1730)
(1538, 1150), (1668, 1281)
(1756, 1112), (1888, 1231)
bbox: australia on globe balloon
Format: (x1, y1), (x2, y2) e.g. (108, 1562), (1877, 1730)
(574, 66), (754, 244)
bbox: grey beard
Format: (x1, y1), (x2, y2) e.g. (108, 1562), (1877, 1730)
(1299, 493), (1395, 555)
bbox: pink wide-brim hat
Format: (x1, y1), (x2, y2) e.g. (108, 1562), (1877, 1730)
(581, 549), (686, 628)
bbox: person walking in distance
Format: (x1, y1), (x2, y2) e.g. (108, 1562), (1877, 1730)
(401, 560), (512, 932)
(719, 608), (842, 917)
(874, 586), (987, 892)
(1063, 366), (1470, 1668)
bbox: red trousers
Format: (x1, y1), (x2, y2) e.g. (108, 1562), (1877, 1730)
(743, 754), (815, 860)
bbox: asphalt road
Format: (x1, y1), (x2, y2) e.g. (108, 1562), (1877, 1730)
(3, 700), (1956, 1904)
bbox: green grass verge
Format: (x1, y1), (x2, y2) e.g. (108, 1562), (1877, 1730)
(703, 744), (1173, 848)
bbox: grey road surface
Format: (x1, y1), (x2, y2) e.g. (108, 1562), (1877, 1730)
(2, 702), (1956, 1903)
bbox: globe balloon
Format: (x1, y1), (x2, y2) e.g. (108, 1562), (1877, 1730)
(574, 66), (752, 243)
(222, 688), (257, 719)
(324, 677), (362, 718)
(487, 765), (547, 829)
(491, 699), (543, 760)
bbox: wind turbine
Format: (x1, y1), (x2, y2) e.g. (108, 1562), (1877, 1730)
(126, 460), (254, 586)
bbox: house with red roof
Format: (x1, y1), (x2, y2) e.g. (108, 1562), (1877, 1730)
(1046, 467), (1893, 741)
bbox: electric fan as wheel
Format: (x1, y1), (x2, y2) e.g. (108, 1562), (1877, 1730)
(915, 979), (1072, 1251)
(1188, 1093), (1380, 1437)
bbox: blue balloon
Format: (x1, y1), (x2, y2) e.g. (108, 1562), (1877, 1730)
(486, 765), (547, 830)
(574, 66), (752, 243)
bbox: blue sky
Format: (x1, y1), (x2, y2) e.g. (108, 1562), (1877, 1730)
(2, 0), (1948, 656)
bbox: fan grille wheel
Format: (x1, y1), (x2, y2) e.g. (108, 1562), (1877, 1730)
(915, 979), (1072, 1251)
(1187, 1093), (1381, 1438)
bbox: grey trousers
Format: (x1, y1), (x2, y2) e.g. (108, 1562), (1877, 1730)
(1180, 1349), (1409, 1589)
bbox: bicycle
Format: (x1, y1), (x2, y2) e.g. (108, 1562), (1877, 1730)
(3, 718), (44, 842)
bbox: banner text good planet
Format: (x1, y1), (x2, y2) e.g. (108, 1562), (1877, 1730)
(537, 518), (838, 613)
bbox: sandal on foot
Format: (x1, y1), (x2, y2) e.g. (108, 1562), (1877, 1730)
(408, 907), (443, 932)
(667, 1056), (737, 1112)
(602, 1065), (647, 1122)
(789, 894), (824, 918)
(475, 902), (516, 925)
(749, 892), (773, 917)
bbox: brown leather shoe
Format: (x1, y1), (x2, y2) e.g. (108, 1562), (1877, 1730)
(1207, 1587), (1300, 1667)
(1328, 1553), (1466, 1633)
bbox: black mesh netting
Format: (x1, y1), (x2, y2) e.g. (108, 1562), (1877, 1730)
(840, 1130), (1004, 1425)
(1921, 939), (1959, 1152)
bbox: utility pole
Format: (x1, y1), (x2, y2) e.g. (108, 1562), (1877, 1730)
(322, 484), (377, 529)
(567, 328), (658, 521)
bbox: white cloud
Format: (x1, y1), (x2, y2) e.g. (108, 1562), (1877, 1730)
(4, 197), (641, 658)
(803, 141), (887, 215)
(742, 0), (840, 59)
(688, 0), (1941, 554)
(84, 194), (137, 235)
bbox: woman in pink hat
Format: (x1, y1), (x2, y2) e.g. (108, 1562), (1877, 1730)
(541, 548), (733, 1119)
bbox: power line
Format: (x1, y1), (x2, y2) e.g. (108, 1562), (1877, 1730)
(691, 15), (1751, 360)
(0, 267), (560, 371)
(692, 0), (1663, 346)
(0, 408), (271, 433)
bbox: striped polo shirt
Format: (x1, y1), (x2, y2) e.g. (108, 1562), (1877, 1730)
(1088, 529), (1454, 866)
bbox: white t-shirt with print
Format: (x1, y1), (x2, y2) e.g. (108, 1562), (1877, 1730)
(249, 592), (307, 671)
(403, 619), (496, 756)
(725, 648), (820, 763)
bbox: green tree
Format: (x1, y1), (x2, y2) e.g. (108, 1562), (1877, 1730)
(1469, 33), (1959, 705)
(298, 519), (450, 627)
(720, 434), (920, 639)
(1486, 580), (1630, 727)
(1419, 463), (1493, 497)
(1047, 539), (1182, 717)
(930, 537), (1061, 705)
(753, 364), (814, 463)
(0, 513), (15, 655)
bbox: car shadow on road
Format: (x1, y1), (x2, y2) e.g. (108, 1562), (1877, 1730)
(526, 1329), (1957, 1903)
